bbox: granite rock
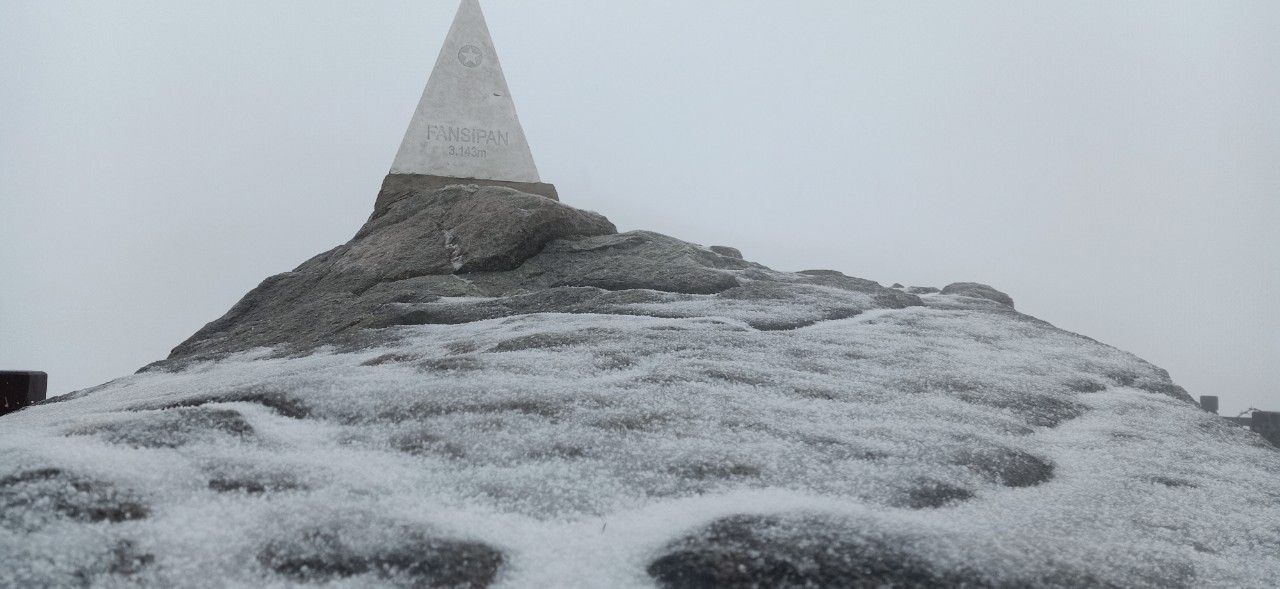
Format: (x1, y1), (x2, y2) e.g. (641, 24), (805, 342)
(166, 185), (615, 360)
(941, 282), (1016, 308)
(708, 245), (743, 259)
(160, 187), (919, 364)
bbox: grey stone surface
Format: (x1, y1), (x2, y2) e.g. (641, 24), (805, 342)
(797, 269), (845, 277)
(70, 407), (254, 449)
(941, 282), (1016, 308)
(952, 446), (1054, 488)
(518, 232), (746, 295)
(374, 174), (558, 216)
(370, 280), (914, 334)
(647, 515), (993, 588)
(647, 514), (1192, 588)
(794, 272), (904, 299)
(708, 245), (743, 259)
(164, 183), (614, 360)
(902, 481), (975, 509)
(157, 181), (929, 365)
(344, 183), (612, 278)
(258, 522), (503, 587)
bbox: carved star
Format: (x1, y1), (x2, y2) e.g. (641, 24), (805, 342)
(459, 45), (483, 68)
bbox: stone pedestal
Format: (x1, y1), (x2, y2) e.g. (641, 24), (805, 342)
(372, 174), (558, 217)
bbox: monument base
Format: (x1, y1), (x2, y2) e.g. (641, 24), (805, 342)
(374, 174), (559, 217)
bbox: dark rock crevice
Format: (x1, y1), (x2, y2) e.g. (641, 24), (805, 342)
(69, 407), (255, 449)
(647, 515), (992, 589)
(257, 523), (504, 588)
(0, 468), (150, 530)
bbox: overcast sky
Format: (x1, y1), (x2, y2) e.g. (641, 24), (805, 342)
(2, 1), (1277, 415)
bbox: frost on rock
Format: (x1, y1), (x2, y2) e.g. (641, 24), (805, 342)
(2, 186), (1277, 588)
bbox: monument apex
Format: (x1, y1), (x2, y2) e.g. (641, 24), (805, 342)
(383, 0), (558, 208)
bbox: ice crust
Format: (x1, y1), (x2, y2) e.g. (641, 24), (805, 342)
(3, 294), (1278, 587)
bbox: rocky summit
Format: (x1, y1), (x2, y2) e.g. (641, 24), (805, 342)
(2, 183), (1278, 588)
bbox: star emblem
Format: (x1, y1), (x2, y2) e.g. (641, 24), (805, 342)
(458, 45), (484, 68)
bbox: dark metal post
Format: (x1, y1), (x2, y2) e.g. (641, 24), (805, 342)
(1252, 411), (1280, 447)
(0, 371), (47, 417)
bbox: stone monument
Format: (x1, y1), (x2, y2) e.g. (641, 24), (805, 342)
(376, 0), (557, 214)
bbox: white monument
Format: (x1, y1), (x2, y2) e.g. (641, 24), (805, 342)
(381, 0), (557, 207)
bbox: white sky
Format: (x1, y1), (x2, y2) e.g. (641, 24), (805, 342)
(2, 1), (1277, 415)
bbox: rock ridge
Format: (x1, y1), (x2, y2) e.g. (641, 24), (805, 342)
(162, 185), (928, 364)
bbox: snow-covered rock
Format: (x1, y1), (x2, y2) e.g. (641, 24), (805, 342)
(941, 282), (1016, 309)
(708, 245), (743, 260)
(2, 185), (1277, 588)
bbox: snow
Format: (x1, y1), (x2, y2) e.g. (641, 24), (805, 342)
(2, 296), (1278, 587)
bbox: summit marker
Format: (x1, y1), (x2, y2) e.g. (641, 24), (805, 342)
(381, 0), (557, 208)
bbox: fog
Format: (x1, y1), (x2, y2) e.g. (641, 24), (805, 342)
(2, 1), (1277, 416)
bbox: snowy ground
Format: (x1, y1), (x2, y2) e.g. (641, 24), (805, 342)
(3, 292), (1277, 587)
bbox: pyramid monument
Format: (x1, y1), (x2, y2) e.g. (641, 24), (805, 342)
(378, 0), (558, 213)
